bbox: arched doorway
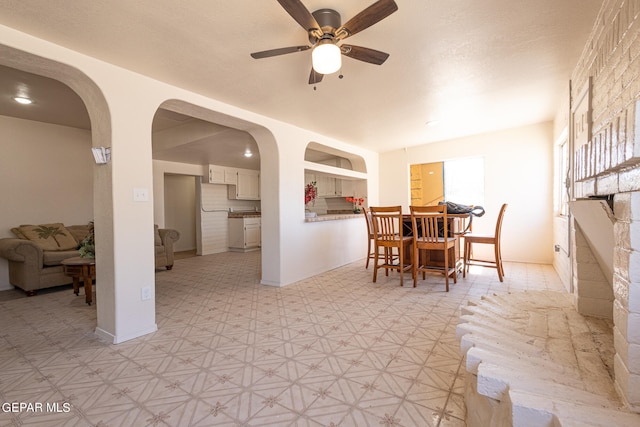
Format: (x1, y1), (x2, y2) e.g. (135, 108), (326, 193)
(0, 44), (116, 337)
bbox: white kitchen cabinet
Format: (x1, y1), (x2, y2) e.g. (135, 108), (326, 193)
(333, 178), (343, 196)
(224, 169), (238, 185)
(228, 169), (260, 200)
(209, 165), (225, 184)
(244, 219), (261, 248)
(312, 174), (343, 197)
(340, 179), (354, 197)
(209, 165), (238, 184)
(229, 217), (261, 251)
(316, 175), (335, 197)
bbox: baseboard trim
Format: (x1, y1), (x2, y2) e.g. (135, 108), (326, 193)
(95, 324), (158, 344)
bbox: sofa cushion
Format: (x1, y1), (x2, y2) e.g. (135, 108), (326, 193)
(66, 224), (91, 245)
(18, 223), (78, 251)
(11, 227), (27, 239)
(154, 225), (162, 246)
(43, 250), (81, 266)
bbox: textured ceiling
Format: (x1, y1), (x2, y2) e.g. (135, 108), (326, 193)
(0, 0), (602, 156)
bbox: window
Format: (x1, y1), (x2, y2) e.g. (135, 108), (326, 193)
(557, 139), (570, 216)
(444, 157), (485, 206)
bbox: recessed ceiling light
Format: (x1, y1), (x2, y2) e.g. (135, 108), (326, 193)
(14, 96), (32, 105)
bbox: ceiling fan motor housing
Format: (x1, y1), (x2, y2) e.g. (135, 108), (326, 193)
(309, 8), (341, 43)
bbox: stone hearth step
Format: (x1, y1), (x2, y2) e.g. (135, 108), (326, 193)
(457, 290), (640, 427)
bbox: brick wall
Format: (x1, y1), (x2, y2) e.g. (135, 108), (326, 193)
(566, 0), (640, 410)
(572, 0), (640, 196)
(612, 191), (640, 409)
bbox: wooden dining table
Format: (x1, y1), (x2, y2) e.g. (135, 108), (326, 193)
(401, 213), (471, 274)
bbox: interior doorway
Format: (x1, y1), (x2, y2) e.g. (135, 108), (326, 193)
(410, 162), (444, 206)
(164, 174), (197, 256)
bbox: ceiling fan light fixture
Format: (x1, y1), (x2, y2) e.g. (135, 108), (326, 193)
(312, 40), (341, 75)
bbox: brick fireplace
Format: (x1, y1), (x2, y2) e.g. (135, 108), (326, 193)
(455, 2), (640, 421)
(566, 0), (640, 411)
(570, 191), (640, 410)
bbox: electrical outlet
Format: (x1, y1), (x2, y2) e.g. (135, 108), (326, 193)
(141, 286), (152, 301)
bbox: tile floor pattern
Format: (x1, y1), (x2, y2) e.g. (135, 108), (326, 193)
(0, 252), (565, 427)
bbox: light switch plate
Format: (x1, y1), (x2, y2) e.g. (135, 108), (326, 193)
(133, 188), (149, 202)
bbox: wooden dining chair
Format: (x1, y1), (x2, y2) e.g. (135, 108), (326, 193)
(463, 203), (508, 282)
(362, 207), (376, 269)
(410, 205), (457, 291)
(370, 206), (413, 286)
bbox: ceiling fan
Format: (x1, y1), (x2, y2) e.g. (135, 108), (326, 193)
(251, 0), (398, 84)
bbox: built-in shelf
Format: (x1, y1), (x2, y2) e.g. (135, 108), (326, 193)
(303, 161), (368, 180)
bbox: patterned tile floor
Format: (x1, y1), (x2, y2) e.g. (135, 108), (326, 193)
(0, 252), (564, 426)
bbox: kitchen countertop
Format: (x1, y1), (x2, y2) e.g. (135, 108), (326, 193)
(326, 209), (359, 214)
(305, 213), (362, 222)
(227, 212), (362, 221)
(228, 212), (261, 218)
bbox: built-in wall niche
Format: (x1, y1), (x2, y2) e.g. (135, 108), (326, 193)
(306, 150), (354, 171)
(304, 142), (367, 173)
(304, 142), (368, 216)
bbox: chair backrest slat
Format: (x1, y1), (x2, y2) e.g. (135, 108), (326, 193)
(410, 205), (447, 242)
(370, 206), (403, 241)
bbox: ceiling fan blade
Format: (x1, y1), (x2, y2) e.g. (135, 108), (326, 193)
(341, 45), (389, 65)
(337, 0), (398, 39)
(276, 0), (322, 35)
(309, 68), (324, 85)
(250, 45), (310, 59)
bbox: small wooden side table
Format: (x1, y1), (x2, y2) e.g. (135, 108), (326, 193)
(62, 256), (96, 305)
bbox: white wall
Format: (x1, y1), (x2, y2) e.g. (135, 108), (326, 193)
(379, 122), (554, 264)
(0, 115), (93, 290)
(1, 25), (379, 343)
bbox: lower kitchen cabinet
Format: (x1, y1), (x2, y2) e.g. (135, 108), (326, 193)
(228, 217), (261, 251)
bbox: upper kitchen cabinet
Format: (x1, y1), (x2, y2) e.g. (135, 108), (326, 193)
(209, 164), (260, 200)
(313, 174), (342, 197)
(209, 165), (260, 200)
(209, 165), (238, 185)
(229, 169), (260, 200)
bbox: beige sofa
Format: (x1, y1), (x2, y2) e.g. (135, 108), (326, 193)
(0, 223), (180, 295)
